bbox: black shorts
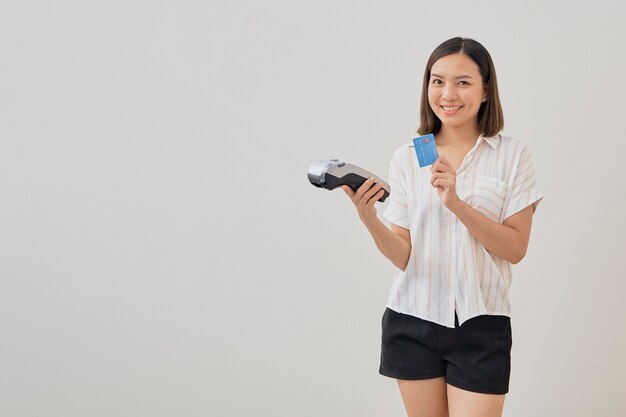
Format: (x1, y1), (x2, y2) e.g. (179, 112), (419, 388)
(379, 307), (512, 395)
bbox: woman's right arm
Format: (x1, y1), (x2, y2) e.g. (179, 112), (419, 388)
(363, 219), (412, 271)
(342, 177), (412, 271)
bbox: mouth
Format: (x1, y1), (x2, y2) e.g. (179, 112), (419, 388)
(440, 105), (463, 114)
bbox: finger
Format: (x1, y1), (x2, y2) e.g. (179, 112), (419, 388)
(356, 177), (376, 198)
(362, 181), (384, 202)
(367, 188), (385, 206)
(432, 158), (450, 173)
(430, 172), (444, 187)
(433, 178), (452, 190)
(439, 156), (455, 171)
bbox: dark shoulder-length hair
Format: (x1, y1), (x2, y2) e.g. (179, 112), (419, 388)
(417, 37), (504, 138)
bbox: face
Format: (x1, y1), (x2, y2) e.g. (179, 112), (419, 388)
(427, 53), (488, 130)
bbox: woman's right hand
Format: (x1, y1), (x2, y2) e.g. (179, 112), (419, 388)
(341, 177), (385, 224)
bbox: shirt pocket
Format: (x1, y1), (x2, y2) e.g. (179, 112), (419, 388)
(471, 175), (509, 223)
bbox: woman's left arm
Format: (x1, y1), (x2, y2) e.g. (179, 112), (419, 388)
(431, 155), (534, 264)
(449, 200), (534, 264)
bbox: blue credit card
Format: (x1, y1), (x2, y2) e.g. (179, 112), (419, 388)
(412, 133), (439, 167)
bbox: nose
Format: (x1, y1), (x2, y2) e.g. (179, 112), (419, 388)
(441, 85), (458, 101)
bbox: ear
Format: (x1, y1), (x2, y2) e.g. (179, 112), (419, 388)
(482, 85), (489, 102)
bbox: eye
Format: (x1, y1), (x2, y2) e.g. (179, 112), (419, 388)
(432, 79), (442, 85)
(458, 81), (470, 85)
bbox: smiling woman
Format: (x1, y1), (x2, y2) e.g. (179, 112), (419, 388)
(341, 36), (543, 417)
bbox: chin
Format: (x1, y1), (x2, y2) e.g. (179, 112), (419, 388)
(438, 116), (465, 126)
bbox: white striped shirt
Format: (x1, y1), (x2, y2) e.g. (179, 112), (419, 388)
(382, 133), (543, 328)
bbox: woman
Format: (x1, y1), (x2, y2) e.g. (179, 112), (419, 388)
(341, 37), (543, 417)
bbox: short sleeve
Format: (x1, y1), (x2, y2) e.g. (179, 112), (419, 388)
(382, 148), (409, 229)
(503, 143), (543, 221)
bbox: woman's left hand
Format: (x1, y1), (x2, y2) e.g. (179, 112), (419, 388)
(430, 156), (461, 210)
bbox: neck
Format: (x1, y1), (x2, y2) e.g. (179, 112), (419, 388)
(436, 124), (481, 148)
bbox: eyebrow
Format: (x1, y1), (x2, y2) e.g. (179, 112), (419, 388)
(430, 73), (473, 79)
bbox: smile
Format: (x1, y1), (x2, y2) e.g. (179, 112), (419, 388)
(441, 105), (463, 111)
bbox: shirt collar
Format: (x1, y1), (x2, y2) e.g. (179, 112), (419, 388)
(480, 133), (501, 150)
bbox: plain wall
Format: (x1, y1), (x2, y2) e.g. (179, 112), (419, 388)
(1, 1), (625, 416)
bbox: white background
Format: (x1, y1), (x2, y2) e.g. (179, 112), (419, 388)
(1, 1), (624, 416)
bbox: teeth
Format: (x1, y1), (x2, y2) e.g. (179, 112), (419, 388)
(443, 106), (462, 110)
